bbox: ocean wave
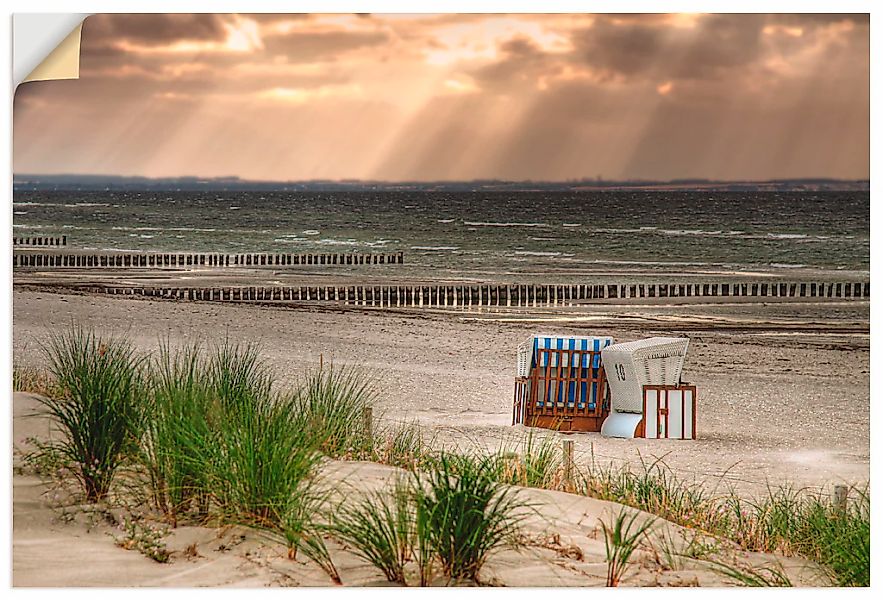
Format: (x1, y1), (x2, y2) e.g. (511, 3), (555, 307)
(660, 229), (724, 236)
(514, 251), (562, 256)
(592, 259), (711, 267)
(768, 263), (807, 268)
(169, 227), (217, 233)
(272, 237), (308, 244)
(302, 230), (320, 236)
(411, 245), (460, 251)
(562, 223), (581, 227)
(317, 238), (360, 246)
(437, 219), (455, 223)
(13, 201), (111, 208)
(591, 227), (845, 242)
(766, 233), (808, 239)
(464, 221), (549, 228)
(593, 227), (645, 234)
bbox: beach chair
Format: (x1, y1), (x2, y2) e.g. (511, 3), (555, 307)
(600, 337), (696, 439)
(513, 334), (614, 432)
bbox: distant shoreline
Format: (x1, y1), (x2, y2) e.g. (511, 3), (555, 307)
(12, 174), (871, 193)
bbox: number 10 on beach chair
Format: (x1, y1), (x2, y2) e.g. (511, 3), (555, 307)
(600, 337), (696, 439)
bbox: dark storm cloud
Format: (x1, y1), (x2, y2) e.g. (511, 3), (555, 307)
(471, 36), (550, 88)
(83, 14), (228, 46)
(573, 14), (767, 80)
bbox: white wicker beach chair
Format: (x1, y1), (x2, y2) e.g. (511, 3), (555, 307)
(600, 337), (690, 437)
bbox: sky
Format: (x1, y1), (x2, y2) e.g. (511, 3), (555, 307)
(13, 13), (870, 182)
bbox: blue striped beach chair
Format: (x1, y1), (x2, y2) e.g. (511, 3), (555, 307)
(513, 334), (614, 432)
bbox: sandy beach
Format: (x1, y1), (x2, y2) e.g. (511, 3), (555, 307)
(12, 288), (869, 498)
(13, 389), (831, 587)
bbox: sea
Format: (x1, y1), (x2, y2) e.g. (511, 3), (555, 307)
(12, 190), (869, 280)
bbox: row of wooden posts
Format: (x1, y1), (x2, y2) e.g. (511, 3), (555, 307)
(87, 280), (869, 306)
(13, 251), (405, 268)
(13, 236), (67, 247)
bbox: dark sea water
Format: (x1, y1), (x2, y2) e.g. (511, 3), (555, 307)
(12, 191), (869, 278)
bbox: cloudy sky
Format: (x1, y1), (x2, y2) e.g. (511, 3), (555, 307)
(13, 13), (870, 181)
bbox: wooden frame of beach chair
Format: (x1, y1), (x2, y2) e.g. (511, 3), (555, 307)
(512, 347), (610, 432)
(637, 384), (697, 440)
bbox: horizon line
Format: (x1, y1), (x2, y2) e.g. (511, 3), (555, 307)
(13, 173), (871, 185)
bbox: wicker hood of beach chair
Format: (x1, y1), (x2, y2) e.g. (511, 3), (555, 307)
(600, 337), (690, 414)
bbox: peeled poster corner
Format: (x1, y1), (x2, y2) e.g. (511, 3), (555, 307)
(13, 14), (89, 88)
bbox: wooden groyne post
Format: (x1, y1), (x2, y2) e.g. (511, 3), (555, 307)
(833, 484), (849, 512)
(562, 439), (574, 492)
(13, 235), (67, 247)
(39, 278), (870, 308)
(12, 250), (404, 269)
(362, 406), (373, 450)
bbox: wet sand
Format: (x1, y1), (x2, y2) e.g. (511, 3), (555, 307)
(12, 288), (869, 497)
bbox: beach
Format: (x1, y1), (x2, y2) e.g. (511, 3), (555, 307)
(12, 387), (832, 587)
(12, 287), (869, 497)
(9, 11), (871, 586)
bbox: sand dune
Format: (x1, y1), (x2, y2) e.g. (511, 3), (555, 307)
(13, 391), (828, 587)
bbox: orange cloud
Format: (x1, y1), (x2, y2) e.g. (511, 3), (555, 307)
(12, 13), (870, 182)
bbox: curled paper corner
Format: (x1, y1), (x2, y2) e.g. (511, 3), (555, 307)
(24, 23), (83, 84)
(13, 14), (90, 89)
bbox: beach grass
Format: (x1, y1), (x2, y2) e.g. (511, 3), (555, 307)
(12, 364), (60, 397)
(330, 479), (416, 585)
(412, 452), (530, 582)
(141, 339), (334, 571)
(599, 507), (656, 586)
(493, 430), (563, 489)
(576, 451), (870, 586)
(705, 558), (793, 587)
(18, 328), (869, 587)
(141, 341), (214, 524)
(330, 454), (531, 585)
(36, 325), (143, 502)
(372, 421), (438, 470)
(290, 364), (377, 457)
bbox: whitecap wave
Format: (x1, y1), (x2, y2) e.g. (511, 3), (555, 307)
(766, 233), (808, 239)
(464, 221), (549, 228)
(317, 238), (360, 246)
